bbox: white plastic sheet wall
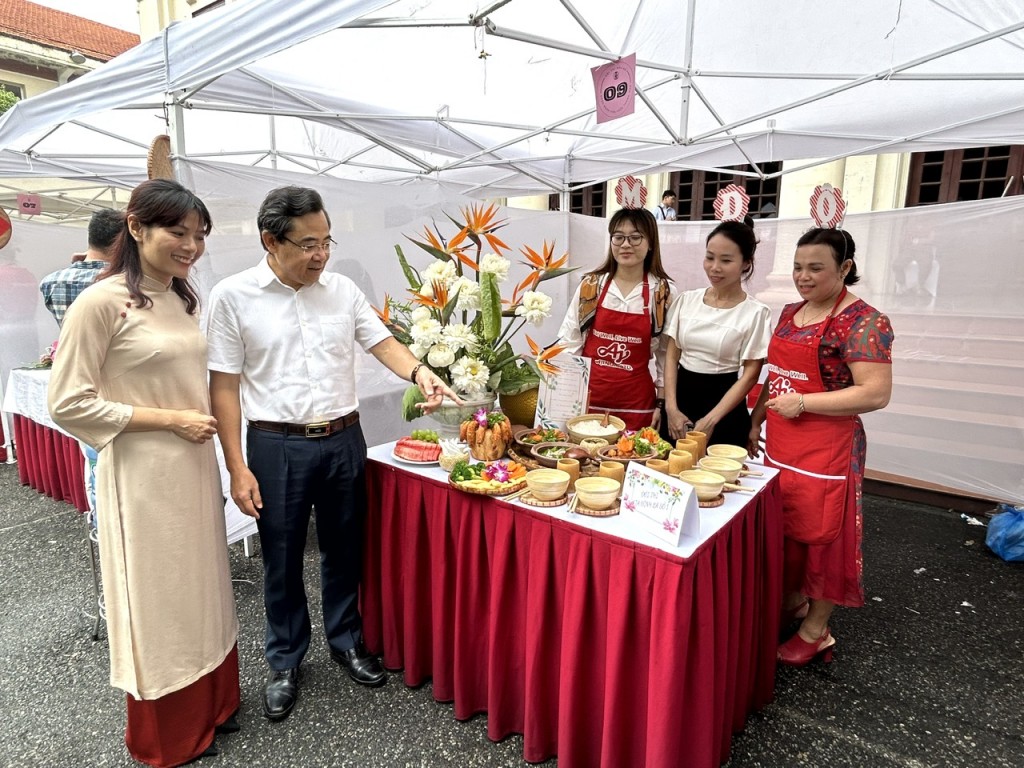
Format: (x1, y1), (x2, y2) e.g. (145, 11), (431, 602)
(2, 169), (1021, 502)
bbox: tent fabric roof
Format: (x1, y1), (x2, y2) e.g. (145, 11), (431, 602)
(0, 0), (139, 61)
(1, 0), (1023, 199)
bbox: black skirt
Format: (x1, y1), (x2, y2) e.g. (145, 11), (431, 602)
(669, 365), (752, 447)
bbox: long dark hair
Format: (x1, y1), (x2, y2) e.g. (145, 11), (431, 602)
(100, 179), (212, 314)
(589, 208), (671, 281)
(706, 216), (758, 280)
(796, 227), (860, 285)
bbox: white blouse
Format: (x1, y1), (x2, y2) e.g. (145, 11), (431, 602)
(664, 288), (771, 374)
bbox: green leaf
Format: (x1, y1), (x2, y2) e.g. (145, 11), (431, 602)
(401, 385), (427, 422)
(535, 266), (578, 283)
(394, 244), (422, 290)
(479, 272), (502, 343)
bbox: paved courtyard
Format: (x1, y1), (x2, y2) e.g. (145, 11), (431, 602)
(0, 462), (1020, 767)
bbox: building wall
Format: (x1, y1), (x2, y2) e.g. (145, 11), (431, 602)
(138, 0), (235, 40)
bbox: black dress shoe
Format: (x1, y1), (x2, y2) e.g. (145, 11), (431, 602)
(215, 709), (240, 734)
(262, 668), (299, 721)
(330, 641), (387, 687)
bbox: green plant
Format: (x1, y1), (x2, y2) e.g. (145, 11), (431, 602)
(375, 204), (572, 416)
(0, 86), (19, 115)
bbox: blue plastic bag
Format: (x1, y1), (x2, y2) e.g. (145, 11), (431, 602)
(986, 504), (1024, 562)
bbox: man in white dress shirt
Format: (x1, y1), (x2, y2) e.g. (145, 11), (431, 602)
(206, 186), (456, 722)
(654, 190), (677, 221)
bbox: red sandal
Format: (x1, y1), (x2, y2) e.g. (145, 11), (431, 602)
(777, 627), (836, 667)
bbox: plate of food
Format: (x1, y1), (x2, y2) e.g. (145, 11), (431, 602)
(596, 428), (671, 465)
(529, 441), (592, 468)
(392, 430), (442, 465)
(513, 426), (569, 449)
(448, 458), (528, 495)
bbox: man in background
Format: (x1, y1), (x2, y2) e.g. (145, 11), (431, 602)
(654, 190), (677, 221)
(39, 208), (124, 326)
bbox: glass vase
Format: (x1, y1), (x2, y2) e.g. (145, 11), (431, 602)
(424, 390), (497, 438)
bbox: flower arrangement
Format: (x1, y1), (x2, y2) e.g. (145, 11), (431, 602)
(374, 204), (571, 419)
(29, 340), (58, 369)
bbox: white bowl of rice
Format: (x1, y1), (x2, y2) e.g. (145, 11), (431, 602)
(566, 414), (626, 444)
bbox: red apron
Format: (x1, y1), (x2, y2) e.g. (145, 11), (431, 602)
(764, 289), (854, 544)
(581, 277), (656, 431)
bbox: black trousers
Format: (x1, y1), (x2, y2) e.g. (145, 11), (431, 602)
(247, 424), (367, 670)
(671, 365), (753, 447)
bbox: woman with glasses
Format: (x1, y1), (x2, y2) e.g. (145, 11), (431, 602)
(662, 216), (772, 446)
(556, 208), (675, 430)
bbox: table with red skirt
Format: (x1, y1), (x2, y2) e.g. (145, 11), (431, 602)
(2, 368), (88, 512)
(362, 442), (784, 768)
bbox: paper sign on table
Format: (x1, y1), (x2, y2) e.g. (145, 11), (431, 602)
(535, 353), (590, 429)
(619, 461), (699, 547)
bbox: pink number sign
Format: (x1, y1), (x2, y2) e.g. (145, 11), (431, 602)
(592, 54), (636, 125)
(810, 184), (847, 228)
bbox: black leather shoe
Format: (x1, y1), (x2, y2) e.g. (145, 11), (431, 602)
(262, 668), (299, 721)
(215, 710), (240, 734)
(331, 642), (386, 687)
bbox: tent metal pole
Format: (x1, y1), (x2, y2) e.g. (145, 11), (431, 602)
(679, 0), (697, 143)
(167, 95), (187, 169)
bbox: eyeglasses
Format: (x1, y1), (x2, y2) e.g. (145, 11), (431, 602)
(610, 233), (646, 246)
(282, 236), (336, 255)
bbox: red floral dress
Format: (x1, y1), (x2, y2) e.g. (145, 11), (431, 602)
(774, 299), (894, 606)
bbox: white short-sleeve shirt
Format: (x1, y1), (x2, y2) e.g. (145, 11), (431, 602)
(664, 288), (771, 374)
(205, 257), (392, 423)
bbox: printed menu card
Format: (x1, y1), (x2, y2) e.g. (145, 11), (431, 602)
(620, 461), (699, 547)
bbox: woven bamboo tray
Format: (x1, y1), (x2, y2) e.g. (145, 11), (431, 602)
(448, 477), (527, 497)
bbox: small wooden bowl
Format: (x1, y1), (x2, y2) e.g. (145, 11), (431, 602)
(525, 468), (570, 501)
(677, 469), (726, 501)
(697, 456), (743, 483)
(574, 476), (620, 510)
(705, 444), (749, 462)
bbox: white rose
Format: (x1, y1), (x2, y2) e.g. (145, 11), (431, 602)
(408, 341), (430, 359)
(427, 343), (456, 368)
(450, 356), (491, 395)
(451, 277), (481, 311)
(514, 290), (553, 326)
(441, 323), (478, 353)
(420, 259), (457, 291)
(410, 306), (432, 323)
(479, 253), (511, 283)
(409, 317), (443, 346)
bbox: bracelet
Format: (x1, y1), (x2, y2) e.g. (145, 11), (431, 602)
(409, 363), (424, 383)
(797, 394), (806, 415)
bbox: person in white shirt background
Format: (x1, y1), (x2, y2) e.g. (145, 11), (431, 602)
(662, 215), (771, 446)
(653, 190), (677, 221)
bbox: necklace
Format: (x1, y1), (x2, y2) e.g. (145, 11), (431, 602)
(798, 302), (833, 326)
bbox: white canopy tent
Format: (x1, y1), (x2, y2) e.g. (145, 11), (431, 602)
(0, 0), (1021, 503)
(1, 0), (1024, 204)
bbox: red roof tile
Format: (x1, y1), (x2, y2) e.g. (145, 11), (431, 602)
(0, 0), (140, 61)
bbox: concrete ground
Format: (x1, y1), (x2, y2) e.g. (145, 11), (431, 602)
(0, 461), (1021, 768)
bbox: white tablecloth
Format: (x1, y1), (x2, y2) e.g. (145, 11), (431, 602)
(3, 368), (258, 545)
(368, 441), (778, 558)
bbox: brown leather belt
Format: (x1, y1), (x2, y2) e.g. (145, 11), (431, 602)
(248, 412), (359, 438)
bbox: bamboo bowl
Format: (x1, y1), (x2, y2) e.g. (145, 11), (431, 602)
(697, 456), (743, 484)
(677, 469), (726, 501)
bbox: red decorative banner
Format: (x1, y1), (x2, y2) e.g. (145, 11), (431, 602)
(17, 193), (42, 216)
(713, 184), (750, 222)
(810, 183), (846, 228)
(614, 175), (647, 209)
(0, 208), (11, 249)
(592, 54), (636, 125)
